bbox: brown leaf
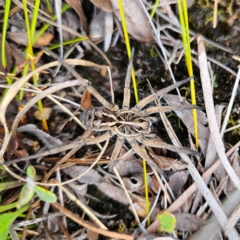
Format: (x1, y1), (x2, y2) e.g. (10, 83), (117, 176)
(0, 34), (13, 79)
(169, 170), (188, 198)
(7, 136), (19, 160)
(81, 89), (93, 110)
(90, 0), (114, 12)
(174, 213), (205, 231)
(87, 229), (99, 240)
(65, 0), (88, 32)
(110, 0), (154, 43)
(7, 32), (54, 48)
(33, 108), (52, 120)
(148, 147), (188, 171)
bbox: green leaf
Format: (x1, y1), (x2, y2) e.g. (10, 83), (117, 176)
(157, 211), (176, 234)
(16, 184), (35, 209)
(34, 185), (57, 203)
(0, 202), (17, 213)
(26, 165), (36, 180)
(0, 205), (28, 240)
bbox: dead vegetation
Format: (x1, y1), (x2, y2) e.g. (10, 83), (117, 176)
(0, 0), (240, 239)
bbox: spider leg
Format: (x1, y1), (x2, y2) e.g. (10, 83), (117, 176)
(84, 129), (116, 145)
(138, 136), (200, 156)
(128, 136), (164, 175)
(141, 105), (201, 116)
(6, 131), (115, 164)
(133, 77), (193, 111)
(108, 136), (124, 172)
(122, 49), (134, 110)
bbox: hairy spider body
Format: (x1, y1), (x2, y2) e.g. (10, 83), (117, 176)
(79, 78), (200, 174)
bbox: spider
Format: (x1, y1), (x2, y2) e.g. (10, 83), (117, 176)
(75, 60), (200, 174)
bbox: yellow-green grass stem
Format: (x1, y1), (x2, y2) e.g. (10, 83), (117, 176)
(45, 0), (53, 14)
(150, 0), (160, 19)
(1, 0), (12, 89)
(117, 0), (150, 225)
(48, 37), (88, 51)
(30, 0), (40, 42)
(177, 0), (199, 147)
(22, 0), (48, 130)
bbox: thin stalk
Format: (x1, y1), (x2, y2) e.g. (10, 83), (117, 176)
(48, 37), (88, 50)
(45, 0), (53, 14)
(150, 0), (160, 18)
(177, 0), (199, 147)
(21, 0), (48, 131)
(1, 0), (12, 93)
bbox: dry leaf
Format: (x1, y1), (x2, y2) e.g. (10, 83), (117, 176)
(7, 136), (18, 160)
(111, 0), (154, 43)
(169, 170), (188, 198)
(98, 182), (129, 205)
(63, 165), (103, 185)
(33, 108), (52, 120)
(148, 147), (188, 171)
(87, 229), (99, 240)
(7, 32), (54, 48)
(113, 158), (143, 177)
(81, 89), (93, 110)
(90, 0), (114, 12)
(64, 166), (130, 205)
(89, 9), (113, 52)
(174, 213), (205, 231)
(65, 0), (88, 32)
(0, 34), (13, 79)
(62, 11), (80, 41)
(17, 124), (62, 149)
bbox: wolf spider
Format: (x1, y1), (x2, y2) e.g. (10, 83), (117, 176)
(78, 73), (199, 174)
(47, 49), (199, 174)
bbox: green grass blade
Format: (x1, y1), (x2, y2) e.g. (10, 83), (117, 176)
(1, 0), (11, 70)
(30, 0), (40, 41)
(21, 0), (49, 130)
(177, 0), (199, 147)
(0, 202), (17, 213)
(150, 0), (160, 18)
(1, 0), (12, 89)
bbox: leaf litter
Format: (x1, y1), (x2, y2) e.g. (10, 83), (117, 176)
(0, 0), (239, 239)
